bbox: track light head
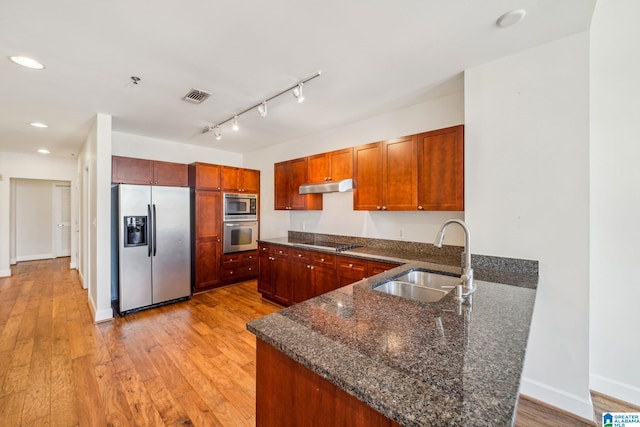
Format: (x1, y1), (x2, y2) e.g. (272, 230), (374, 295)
(213, 125), (222, 140)
(293, 82), (304, 103)
(258, 101), (268, 118)
(231, 116), (239, 131)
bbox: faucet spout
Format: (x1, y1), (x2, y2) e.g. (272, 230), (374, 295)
(433, 219), (474, 295)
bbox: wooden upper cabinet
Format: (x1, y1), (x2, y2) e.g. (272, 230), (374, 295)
(112, 156), (153, 184)
(417, 125), (464, 211)
(274, 158), (322, 210)
(353, 142), (383, 210)
(241, 169), (260, 193)
(152, 160), (188, 186)
(112, 156), (187, 186)
(354, 136), (417, 211)
(189, 162), (221, 191)
(382, 135), (418, 210)
(307, 148), (353, 183)
(221, 166), (260, 193)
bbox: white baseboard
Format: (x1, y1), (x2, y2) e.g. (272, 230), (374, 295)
(10, 257), (16, 265)
(88, 293), (113, 323)
(0, 269), (11, 278)
(591, 373), (640, 406)
(16, 253), (54, 262)
(78, 270), (87, 289)
(69, 261), (77, 269)
(520, 377), (594, 421)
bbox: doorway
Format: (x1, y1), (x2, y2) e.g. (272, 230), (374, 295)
(10, 178), (72, 263)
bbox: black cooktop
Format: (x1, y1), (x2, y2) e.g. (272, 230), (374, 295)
(295, 241), (362, 252)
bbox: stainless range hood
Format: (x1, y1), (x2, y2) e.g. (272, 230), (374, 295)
(299, 178), (353, 194)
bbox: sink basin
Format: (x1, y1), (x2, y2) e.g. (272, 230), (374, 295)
(374, 281), (450, 302)
(394, 270), (462, 290)
(372, 270), (462, 303)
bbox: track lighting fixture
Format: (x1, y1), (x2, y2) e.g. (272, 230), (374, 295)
(213, 125), (222, 140)
(258, 101), (268, 118)
(202, 70), (321, 139)
(293, 83), (304, 103)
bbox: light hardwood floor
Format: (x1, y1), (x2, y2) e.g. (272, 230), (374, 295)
(0, 258), (637, 426)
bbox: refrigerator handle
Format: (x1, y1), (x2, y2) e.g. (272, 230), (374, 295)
(147, 204), (152, 257)
(153, 204), (157, 256)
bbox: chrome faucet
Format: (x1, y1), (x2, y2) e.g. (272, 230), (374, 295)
(434, 219), (475, 297)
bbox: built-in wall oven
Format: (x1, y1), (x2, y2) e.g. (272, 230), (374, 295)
(222, 193), (259, 254)
(223, 221), (259, 254)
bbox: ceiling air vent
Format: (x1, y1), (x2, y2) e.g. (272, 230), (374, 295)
(183, 88), (212, 104)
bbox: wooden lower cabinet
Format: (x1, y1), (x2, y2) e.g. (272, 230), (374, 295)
(337, 256), (400, 286)
(221, 251), (258, 282)
(337, 256), (367, 287)
(258, 245), (273, 298)
(256, 339), (400, 427)
(193, 239), (221, 291)
(258, 244), (404, 306)
(258, 244), (292, 305)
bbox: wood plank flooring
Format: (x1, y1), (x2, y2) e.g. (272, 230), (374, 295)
(0, 258), (637, 426)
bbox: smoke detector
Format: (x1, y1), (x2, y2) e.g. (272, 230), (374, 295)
(183, 88), (212, 104)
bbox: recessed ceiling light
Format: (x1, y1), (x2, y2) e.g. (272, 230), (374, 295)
(9, 55), (45, 69)
(30, 122), (48, 128)
(496, 9), (526, 28)
(37, 149), (51, 154)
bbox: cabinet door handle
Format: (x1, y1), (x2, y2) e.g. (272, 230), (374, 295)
(382, 206), (387, 210)
(418, 205), (423, 210)
(349, 263), (353, 268)
(298, 254), (303, 257)
(376, 206), (381, 210)
(310, 266), (315, 270)
(320, 258), (325, 262)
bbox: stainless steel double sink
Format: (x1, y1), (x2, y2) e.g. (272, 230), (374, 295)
(373, 269), (461, 303)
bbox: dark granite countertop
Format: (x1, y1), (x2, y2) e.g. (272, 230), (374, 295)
(248, 236), (538, 426)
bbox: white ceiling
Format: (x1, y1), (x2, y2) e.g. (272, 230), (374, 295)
(0, 0), (595, 158)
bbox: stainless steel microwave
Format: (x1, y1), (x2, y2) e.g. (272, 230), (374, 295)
(223, 193), (258, 221)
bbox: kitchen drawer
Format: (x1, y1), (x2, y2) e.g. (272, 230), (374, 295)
(222, 251), (257, 265)
(311, 252), (336, 268)
(290, 248), (312, 263)
(367, 260), (400, 276)
(272, 246), (290, 259)
(222, 264), (257, 280)
(337, 257), (367, 273)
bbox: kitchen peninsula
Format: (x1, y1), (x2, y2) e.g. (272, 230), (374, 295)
(247, 234), (538, 426)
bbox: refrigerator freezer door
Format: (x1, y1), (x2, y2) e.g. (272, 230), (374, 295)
(151, 186), (191, 304)
(119, 185), (153, 312)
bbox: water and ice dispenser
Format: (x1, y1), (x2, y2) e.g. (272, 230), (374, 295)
(124, 216), (147, 247)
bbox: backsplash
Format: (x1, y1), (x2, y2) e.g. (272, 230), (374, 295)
(288, 231), (539, 276)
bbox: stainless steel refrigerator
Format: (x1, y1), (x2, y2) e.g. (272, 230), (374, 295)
(116, 184), (190, 314)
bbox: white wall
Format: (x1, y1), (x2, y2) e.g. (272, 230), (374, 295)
(589, 0), (640, 405)
(244, 93), (466, 245)
(112, 132), (243, 166)
(77, 114), (113, 322)
(465, 32), (592, 419)
(0, 152), (78, 277)
(12, 179), (70, 262)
